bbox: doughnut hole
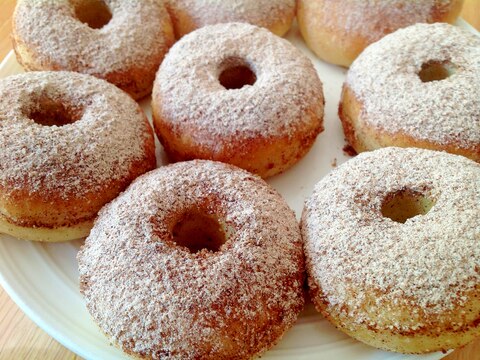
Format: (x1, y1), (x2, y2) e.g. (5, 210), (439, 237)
(418, 60), (457, 82)
(172, 209), (227, 253)
(381, 189), (435, 223)
(71, 0), (112, 29)
(218, 57), (257, 90)
(24, 95), (83, 127)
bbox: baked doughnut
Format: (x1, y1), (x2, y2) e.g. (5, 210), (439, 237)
(0, 71), (156, 242)
(152, 23), (324, 178)
(164, 0), (296, 38)
(301, 147), (480, 353)
(12, 0), (174, 99)
(339, 23), (480, 162)
(78, 160), (305, 359)
(297, 0), (464, 67)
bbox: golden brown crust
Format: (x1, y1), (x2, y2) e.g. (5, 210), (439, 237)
(0, 215), (93, 242)
(153, 104), (323, 179)
(0, 130), (155, 242)
(297, 0), (464, 67)
(0, 144), (155, 228)
(309, 276), (480, 353)
(339, 85), (480, 162)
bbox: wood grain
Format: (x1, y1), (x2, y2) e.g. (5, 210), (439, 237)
(461, 0), (480, 29)
(0, 0), (479, 359)
(0, 290), (80, 360)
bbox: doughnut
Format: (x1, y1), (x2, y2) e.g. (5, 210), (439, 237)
(152, 23), (324, 178)
(78, 160), (305, 359)
(12, 0), (175, 99)
(297, 0), (464, 67)
(164, 0), (296, 38)
(301, 147), (480, 353)
(0, 71), (156, 242)
(339, 23), (480, 162)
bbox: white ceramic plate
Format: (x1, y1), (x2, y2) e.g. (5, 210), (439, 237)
(0, 20), (477, 360)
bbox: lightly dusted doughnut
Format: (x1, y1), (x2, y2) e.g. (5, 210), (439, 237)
(339, 23), (480, 162)
(152, 23), (324, 178)
(78, 160), (305, 359)
(12, 0), (175, 99)
(297, 0), (464, 67)
(164, 0), (296, 38)
(302, 147), (480, 353)
(0, 71), (156, 242)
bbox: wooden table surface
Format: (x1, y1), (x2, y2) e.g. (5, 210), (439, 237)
(0, 0), (479, 359)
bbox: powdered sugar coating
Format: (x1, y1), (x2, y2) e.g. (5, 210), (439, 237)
(165, 0), (295, 34)
(0, 71), (154, 200)
(317, 0), (454, 43)
(302, 147), (480, 330)
(153, 22), (324, 146)
(78, 160), (305, 359)
(13, 0), (173, 96)
(346, 23), (480, 149)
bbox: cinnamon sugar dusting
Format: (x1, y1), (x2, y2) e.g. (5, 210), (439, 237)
(165, 0), (295, 32)
(0, 71), (153, 199)
(13, 0), (172, 75)
(302, 147), (480, 330)
(346, 23), (480, 149)
(78, 161), (305, 359)
(317, 0), (454, 43)
(153, 22), (324, 146)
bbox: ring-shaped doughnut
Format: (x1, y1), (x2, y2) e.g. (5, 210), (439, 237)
(78, 160), (305, 359)
(339, 23), (480, 162)
(302, 147), (480, 353)
(0, 71), (156, 242)
(152, 23), (324, 178)
(12, 0), (175, 99)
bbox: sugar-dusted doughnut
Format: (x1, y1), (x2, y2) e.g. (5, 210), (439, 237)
(12, 0), (175, 99)
(298, 0), (464, 67)
(339, 23), (480, 162)
(0, 71), (156, 242)
(302, 147), (480, 353)
(164, 0), (296, 38)
(152, 23), (324, 178)
(78, 160), (305, 359)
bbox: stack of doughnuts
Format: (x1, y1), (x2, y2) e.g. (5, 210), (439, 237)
(2, 0), (479, 359)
